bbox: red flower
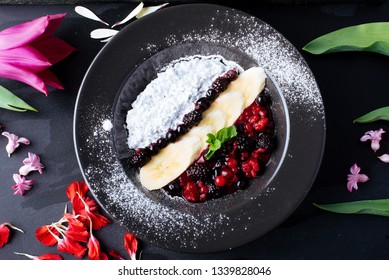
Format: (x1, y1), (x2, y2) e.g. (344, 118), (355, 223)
(72, 193), (110, 230)
(87, 222), (107, 260)
(35, 225), (60, 246)
(66, 181), (88, 203)
(14, 252), (62, 260)
(0, 223), (23, 248)
(124, 232), (138, 260)
(63, 213), (89, 243)
(56, 234), (86, 259)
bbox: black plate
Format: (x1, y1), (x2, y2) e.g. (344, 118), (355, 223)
(74, 4), (325, 253)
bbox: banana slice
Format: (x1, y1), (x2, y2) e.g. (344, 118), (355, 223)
(187, 125), (214, 144)
(209, 90), (244, 126)
(228, 67), (266, 108)
(198, 110), (227, 133)
(140, 136), (203, 190)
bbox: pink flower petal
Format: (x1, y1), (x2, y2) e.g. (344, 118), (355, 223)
(350, 163), (360, 175)
(378, 154), (389, 163)
(0, 16), (49, 50)
(0, 61), (47, 95)
(2, 132), (30, 157)
(360, 128), (386, 153)
(12, 174), (34, 196)
(38, 14), (66, 42)
(360, 134), (371, 142)
(29, 36), (76, 65)
(0, 46), (51, 72)
(346, 164), (369, 192)
(19, 152), (44, 176)
(37, 69), (64, 90)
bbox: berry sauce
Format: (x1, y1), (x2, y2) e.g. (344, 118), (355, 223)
(164, 89), (275, 203)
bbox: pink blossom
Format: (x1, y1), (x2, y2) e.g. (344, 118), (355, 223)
(1, 131), (30, 157)
(360, 128), (386, 152)
(19, 152), (44, 176)
(347, 163), (369, 192)
(12, 174), (35, 195)
(0, 14), (76, 95)
(378, 154), (389, 163)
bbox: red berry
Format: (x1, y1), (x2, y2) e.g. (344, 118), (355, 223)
(250, 169), (257, 178)
(200, 185), (209, 195)
(221, 167), (234, 180)
(231, 175), (239, 183)
(215, 175), (227, 187)
(199, 194), (207, 202)
(231, 167), (239, 174)
(227, 158), (238, 168)
(245, 123), (253, 132)
(242, 163), (251, 173)
(249, 115), (259, 124)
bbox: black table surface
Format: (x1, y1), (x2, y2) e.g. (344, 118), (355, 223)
(1, 1), (389, 260)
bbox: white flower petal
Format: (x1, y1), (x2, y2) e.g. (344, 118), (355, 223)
(75, 6), (109, 26)
(136, 3), (169, 19)
(112, 2), (144, 28)
(90, 28), (119, 39)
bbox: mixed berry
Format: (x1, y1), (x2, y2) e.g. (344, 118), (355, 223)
(164, 90), (275, 203)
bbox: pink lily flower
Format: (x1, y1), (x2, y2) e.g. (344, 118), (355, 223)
(12, 174), (35, 196)
(19, 152), (44, 176)
(1, 131), (30, 157)
(0, 13), (76, 95)
(360, 128), (386, 152)
(347, 163), (369, 192)
(378, 154), (389, 163)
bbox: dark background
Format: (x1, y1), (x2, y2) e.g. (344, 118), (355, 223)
(1, 1), (389, 260)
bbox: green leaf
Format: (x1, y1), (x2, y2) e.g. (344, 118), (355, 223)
(314, 199), (389, 217)
(205, 126), (237, 159)
(353, 106), (389, 123)
(303, 22), (389, 56)
(0, 85), (37, 112)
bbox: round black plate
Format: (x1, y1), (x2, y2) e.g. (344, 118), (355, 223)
(74, 4), (325, 253)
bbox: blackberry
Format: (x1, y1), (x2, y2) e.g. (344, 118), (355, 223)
(256, 88), (271, 106)
(186, 163), (211, 182)
(165, 129), (179, 142)
(176, 124), (188, 135)
(225, 69), (238, 81)
(156, 138), (168, 149)
(148, 143), (160, 155)
(207, 183), (222, 199)
(211, 77), (229, 93)
(195, 97), (211, 111)
(164, 181), (182, 197)
(256, 133), (273, 150)
(236, 135), (255, 151)
(128, 148), (150, 167)
(182, 110), (202, 128)
(206, 88), (218, 100)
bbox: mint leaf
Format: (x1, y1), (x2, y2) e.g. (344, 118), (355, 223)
(205, 126), (237, 159)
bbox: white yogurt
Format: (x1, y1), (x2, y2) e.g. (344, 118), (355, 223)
(126, 55), (243, 149)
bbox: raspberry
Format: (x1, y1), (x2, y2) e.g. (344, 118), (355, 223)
(186, 163), (211, 182)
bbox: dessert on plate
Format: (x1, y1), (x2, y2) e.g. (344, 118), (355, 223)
(125, 55), (275, 203)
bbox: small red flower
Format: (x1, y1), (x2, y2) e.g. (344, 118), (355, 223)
(35, 225), (60, 246)
(124, 232), (138, 260)
(72, 193), (110, 230)
(63, 213), (89, 243)
(0, 223), (23, 248)
(87, 221), (107, 260)
(56, 234), (86, 259)
(66, 181), (89, 203)
(14, 252), (62, 260)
